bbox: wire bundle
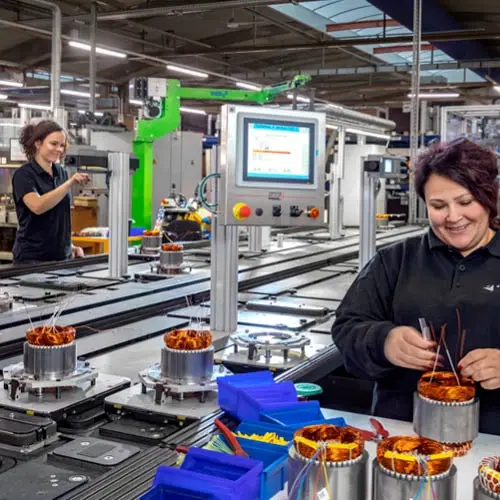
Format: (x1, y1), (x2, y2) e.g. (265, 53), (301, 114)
(164, 329), (212, 350)
(26, 325), (76, 346)
(479, 456), (500, 494)
(418, 371), (476, 403)
(377, 436), (453, 476)
(236, 431), (288, 445)
(294, 424), (364, 462)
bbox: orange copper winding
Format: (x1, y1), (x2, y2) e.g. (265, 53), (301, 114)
(164, 329), (212, 350)
(479, 456), (500, 494)
(443, 441), (472, 458)
(26, 326), (76, 346)
(143, 230), (160, 236)
(377, 436), (453, 476)
(293, 425), (364, 462)
(161, 243), (183, 252)
(418, 371), (476, 403)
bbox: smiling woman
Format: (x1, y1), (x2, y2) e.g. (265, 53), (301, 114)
(331, 138), (500, 436)
(12, 120), (89, 263)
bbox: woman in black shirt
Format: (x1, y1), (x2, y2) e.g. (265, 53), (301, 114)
(332, 138), (500, 434)
(12, 120), (88, 263)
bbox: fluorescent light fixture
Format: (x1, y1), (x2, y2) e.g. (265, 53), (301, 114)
(180, 106), (206, 115)
(129, 99), (143, 106)
(77, 109), (103, 116)
(0, 94), (8, 100)
(0, 80), (22, 88)
(18, 103), (51, 110)
(494, 85), (500, 93)
(166, 64), (208, 78)
(407, 92), (460, 99)
(286, 93), (310, 104)
(69, 40), (127, 59)
(61, 89), (100, 98)
(346, 127), (391, 140)
(0, 123), (22, 127)
(236, 82), (261, 91)
(326, 124), (339, 130)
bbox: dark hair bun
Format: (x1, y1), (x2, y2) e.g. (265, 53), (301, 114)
(18, 120), (65, 161)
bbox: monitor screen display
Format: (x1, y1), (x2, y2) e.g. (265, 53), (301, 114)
(383, 158), (393, 174)
(242, 118), (315, 184)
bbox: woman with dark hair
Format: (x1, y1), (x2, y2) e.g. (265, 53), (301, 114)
(331, 138), (500, 434)
(12, 120), (89, 263)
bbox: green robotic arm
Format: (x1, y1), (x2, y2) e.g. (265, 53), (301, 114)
(132, 74), (311, 229)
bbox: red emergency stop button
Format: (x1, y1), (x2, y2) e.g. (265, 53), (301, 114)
(308, 207), (320, 219)
(233, 202), (252, 220)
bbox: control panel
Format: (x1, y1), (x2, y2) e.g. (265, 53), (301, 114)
(218, 105), (326, 227)
(363, 155), (407, 179)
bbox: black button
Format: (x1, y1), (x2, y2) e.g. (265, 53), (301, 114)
(255, 208), (263, 216)
(459, 264), (466, 271)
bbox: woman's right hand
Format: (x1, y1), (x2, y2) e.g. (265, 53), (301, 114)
(384, 326), (442, 371)
(69, 172), (89, 185)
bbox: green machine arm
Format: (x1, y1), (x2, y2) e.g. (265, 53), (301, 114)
(132, 74), (311, 229)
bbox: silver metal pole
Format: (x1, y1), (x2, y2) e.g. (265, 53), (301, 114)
(248, 226), (263, 253)
(440, 107), (448, 141)
(408, 0), (422, 225)
(88, 2), (97, 144)
(359, 167), (377, 271)
(108, 152), (130, 278)
(329, 126), (345, 239)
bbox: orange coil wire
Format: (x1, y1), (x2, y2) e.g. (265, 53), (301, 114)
(443, 441), (472, 458)
(479, 456), (500, 494)
(143, 230), (160, 236)
(418, 371), (476, 403)
(293, 425), (364, 462)
(161, 243), (183, 252)
(164, 329), (212, 350)
(377, 436), (453, 476)
(26, 325), (76, 346)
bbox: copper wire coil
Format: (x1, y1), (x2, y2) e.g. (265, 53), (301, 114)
(161, 243), (183, 252)
(143, 230), (160, 236)
(164, 329), (212, 350)
(26, 325), (76, 346)
(376, 436), (453, 476)
(293, 425), (364, 462)
(418, 371), (476, 403)
(443, 441), (472, 458)
(479, 456), (500, 494)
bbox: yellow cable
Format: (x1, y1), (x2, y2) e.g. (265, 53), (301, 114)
(321, 449), (331, 500)
(427, 476), (431, 500)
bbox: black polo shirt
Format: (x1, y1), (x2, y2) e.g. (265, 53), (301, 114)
(332, 229), (500, 434)
(12, 160), (71, 262)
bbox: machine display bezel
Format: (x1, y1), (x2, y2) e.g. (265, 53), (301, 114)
(240, 117), (316, 187)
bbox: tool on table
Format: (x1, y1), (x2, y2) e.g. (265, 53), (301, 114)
(214, 418), (249, 457)
(349, 418), (389, 442)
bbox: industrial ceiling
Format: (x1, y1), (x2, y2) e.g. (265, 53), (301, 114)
(0, 0), (499, 111)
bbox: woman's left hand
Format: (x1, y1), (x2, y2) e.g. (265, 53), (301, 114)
(459, 349), (500, 389)
(71, 245), (84, 258)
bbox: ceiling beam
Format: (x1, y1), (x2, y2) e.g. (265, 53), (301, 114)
(326, 19), (400, 32)
(373, 43), (434, 54)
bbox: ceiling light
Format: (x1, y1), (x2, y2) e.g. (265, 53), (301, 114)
(326, 124), (339, 130)
(287, 93), (310, 104)
(61, 89), (100, 98)
(494, 85), (500, 93)
(77, 109), (103, 116)
(346, 127), (391, 140)
(407, 92), (460, 99)
(180, 106), (206, 115)
(236, 82), (261, 91)
(0, 123), (22, 127)
(166, 64), (208, 79)
(0, 94), (8, 100)
(18, 103), (51, 110)
(69, 40), (127, 59)
(129, 99), (143, 106)
(0, 80), (23, 88)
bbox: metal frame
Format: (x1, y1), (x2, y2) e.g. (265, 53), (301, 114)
(440, 104), (500, 141)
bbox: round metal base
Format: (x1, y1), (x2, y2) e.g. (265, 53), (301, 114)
(160, 346), (214, 384)
(474, 476), (500, 499)
(413, 391), (479, 443)
(288, 446), (368, 500)
(372, 459), (457, 500)
(159, 250), (184, 268)
(23, 342), (77, 381)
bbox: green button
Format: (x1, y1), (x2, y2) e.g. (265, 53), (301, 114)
(295, 382), (323, 397)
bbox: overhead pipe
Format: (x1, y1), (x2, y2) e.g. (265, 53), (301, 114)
(20, 0), (61, 114)
(316, 104), (396, 132)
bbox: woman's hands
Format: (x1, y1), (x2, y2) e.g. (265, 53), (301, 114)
(71, 245), (84, 258)
(384, 326), (443, 371)
(69, 172), (89, 185)
(459, 349), (500, 390)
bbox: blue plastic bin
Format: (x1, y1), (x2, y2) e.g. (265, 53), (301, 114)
(219, 435), (289, 500)
(260, 400), (347, 429)
(181, 448), (263, 500)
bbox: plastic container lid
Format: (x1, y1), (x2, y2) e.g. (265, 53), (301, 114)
(294, 383), (323, 397)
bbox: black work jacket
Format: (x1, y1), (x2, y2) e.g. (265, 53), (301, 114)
(332, 229), (500, 434)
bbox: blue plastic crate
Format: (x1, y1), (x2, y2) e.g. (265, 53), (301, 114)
(260, 400), (347, 429)
(181, 448), (263, 500)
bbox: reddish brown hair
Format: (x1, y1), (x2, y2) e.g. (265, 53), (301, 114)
(414, 138), (499, 228)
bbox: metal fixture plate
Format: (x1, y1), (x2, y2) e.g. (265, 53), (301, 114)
(290, 274), (357, 301)
(100, 417), (178, 445)
(105, 383), (220, 420)
(245, 296), (335, 316)
(50, 437), (140, 467)
(237, 310), (316, 331)
(0, 373), (130, 417)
